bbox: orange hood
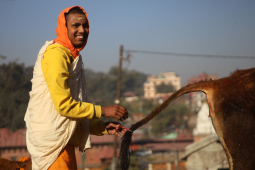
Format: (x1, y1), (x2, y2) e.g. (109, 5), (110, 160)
(53, 6), (90, 58)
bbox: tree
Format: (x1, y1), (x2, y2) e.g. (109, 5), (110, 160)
(156, 82), (175, 93)
(151, 103), (188, 136)
(121, 69), (147, 97)
(85, 66), (147, 104)
(0, 62), (33, 130)
(85, 67), (118, 103)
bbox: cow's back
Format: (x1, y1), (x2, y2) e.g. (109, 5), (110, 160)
(211, 68), (255, 170)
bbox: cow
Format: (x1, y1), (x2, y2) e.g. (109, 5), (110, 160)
(119, 68), (255, 170)
(0, 158), (31, 170)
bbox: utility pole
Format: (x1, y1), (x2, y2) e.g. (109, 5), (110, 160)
(81, 153), (85, 170)
(111, 45), (123, 170)
(117, 45), (123, 102)
(174, 149), (179, 170)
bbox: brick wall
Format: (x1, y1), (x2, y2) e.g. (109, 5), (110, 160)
(0, 148), (30, 161)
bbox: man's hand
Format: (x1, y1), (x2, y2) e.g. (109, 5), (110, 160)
(105, 122), (126, 136)
(101, 105), (128, 121)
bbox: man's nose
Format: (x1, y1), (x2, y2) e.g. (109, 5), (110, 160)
(78, 26), (84, 33)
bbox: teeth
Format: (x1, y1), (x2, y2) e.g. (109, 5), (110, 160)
(77, 36), (83, 38)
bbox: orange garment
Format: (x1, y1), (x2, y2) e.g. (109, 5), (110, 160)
(48, 144), (77, 170)
(53, 6), (90, 58)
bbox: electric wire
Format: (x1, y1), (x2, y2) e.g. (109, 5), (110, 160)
(125, 50), (255, 59)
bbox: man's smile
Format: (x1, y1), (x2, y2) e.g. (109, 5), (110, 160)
(66, 13), (89, 48)
(76, 35), (84, 39)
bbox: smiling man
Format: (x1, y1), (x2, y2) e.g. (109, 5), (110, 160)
(25, 6), (128, 170)
(66, 10), (89, 48)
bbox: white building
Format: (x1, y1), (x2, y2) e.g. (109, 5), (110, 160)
(144, 72), (181, 99)
(193, 101), (215, 142)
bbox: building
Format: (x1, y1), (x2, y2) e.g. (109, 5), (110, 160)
(0, 128), (28, 161)
(193, 101), (216, 142)
(181, 134), (229, 170)
(122, 91), (138, 102)
(1, 127), (194, 170)
(0, 128), (120, 170)
(131, 131), (193, 170)
(144, 72), (181, 99)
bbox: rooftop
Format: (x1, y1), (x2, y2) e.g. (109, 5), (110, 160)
(0, 128), (121, 148)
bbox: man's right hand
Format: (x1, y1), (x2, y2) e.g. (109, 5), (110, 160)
(101, 105), (128, 121)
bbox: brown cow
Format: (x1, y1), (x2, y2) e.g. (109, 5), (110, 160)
(0, 158), (31, 170)
(119, 68), (255, 170)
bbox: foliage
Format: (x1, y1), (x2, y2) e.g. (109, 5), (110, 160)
(151, 103), (188, 136)
(85, 68), (117, 103)
(156, 82), (175, 93)
(121, 69), (147, 97)
(120, 99), (155, 115)
(85, 66), (147, 104)
(0, 62), (33, 130)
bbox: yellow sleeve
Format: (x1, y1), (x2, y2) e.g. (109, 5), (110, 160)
(89, 119), (109, 135)
(41, 47), (101, 119)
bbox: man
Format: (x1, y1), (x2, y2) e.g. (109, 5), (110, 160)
(25, 6), (128, 170)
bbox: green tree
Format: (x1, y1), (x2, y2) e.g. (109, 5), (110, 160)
(151, 103), (188, 136)
(121, 69), (147, 97)
(85, 67), (118, 103)
(0, 62), (33, 130)
(85, 66), (147, 104)
(156, 82), (175, 93)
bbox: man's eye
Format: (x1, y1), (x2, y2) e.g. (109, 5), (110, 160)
(83, 24), (89, 29)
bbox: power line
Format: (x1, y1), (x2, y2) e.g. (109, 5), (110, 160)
(124, 50), (255, 59)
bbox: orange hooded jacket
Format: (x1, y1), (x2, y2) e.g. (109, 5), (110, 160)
(53, 6), (90, 58)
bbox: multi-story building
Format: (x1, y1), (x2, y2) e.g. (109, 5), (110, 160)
(144, 72), (181, 99)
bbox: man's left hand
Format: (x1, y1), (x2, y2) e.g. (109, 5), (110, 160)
(105, 122), (126, 136)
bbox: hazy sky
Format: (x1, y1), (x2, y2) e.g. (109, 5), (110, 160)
(0, 0), (254, 86)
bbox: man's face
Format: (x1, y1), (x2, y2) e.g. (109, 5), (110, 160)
(66, 13), (89, 48)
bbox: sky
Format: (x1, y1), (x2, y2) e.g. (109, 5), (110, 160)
(0, 0), (255, 86)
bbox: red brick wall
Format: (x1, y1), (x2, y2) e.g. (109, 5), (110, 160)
(0, 148), (30, 161)
(151, 161), (187, 170)
(152, 163), (168, 170)
(75, 144), (113, 169)
(171, 161), (186, 170)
